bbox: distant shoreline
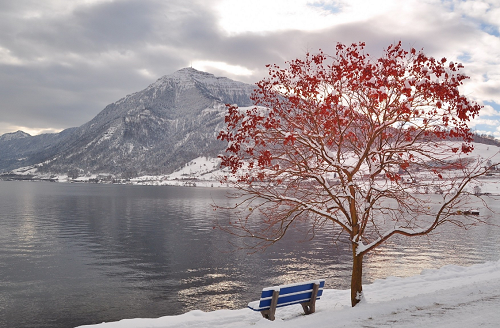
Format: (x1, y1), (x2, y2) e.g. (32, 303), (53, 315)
(0, 175), (230, 188)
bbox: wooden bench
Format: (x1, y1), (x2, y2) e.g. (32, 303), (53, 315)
(247, 279), (325, 321)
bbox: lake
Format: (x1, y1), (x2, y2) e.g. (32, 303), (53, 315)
(0, 181), (499, 328)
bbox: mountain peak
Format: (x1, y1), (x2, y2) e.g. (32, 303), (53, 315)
(175, 67), (204, 74)
(152, 67), (255, 87)
(158, 67), (228, 84)
(0, 130), (31, 142)
(142, 67), (255, 107)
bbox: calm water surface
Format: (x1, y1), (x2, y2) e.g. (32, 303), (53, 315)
(0, 181), (499, 328)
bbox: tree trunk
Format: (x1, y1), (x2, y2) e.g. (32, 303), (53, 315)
(351, 249), (364, 307)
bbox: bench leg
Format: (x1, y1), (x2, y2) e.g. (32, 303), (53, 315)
(301, 283), (319, 315)
(260, 290), (279, 321)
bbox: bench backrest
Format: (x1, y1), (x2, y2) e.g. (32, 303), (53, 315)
(257, 279), (325, 310)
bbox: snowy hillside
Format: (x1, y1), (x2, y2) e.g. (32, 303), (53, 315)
(129, 156), (226, 187)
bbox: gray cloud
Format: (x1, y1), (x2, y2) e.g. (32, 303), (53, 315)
(0, 0), (222, 133)
(0, 0), (498, 135)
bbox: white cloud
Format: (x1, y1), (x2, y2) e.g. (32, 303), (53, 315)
(478, 104), (500, 117)
(469, 118), (500, 127)
(19, 126), (64, 136)
(214, 0), (340, 35)
(137, 68), (155, 79)
(0, 122), (62, 136)
(191, 60), (253, 76)
(453, 0), (500, 35)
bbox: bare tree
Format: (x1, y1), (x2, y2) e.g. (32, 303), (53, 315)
(217, 42), (497, 307)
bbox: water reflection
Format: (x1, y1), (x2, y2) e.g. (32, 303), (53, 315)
(0, 181), (499, 328)
(363, 203), (500, 281)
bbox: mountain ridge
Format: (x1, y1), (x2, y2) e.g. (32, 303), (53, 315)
(0, 130), (31, 142)
(0, 68), (255, 176)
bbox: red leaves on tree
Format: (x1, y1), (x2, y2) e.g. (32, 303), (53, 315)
(258, 150), (272, 168)
(218, 41), (482, 183)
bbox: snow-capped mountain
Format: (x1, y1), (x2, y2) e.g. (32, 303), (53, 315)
(0, 68), (255, 176)
(0, 128), (77, 173)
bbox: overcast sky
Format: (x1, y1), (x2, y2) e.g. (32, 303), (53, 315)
(1, 0), (499, 138)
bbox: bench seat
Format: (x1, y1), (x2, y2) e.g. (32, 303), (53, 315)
(248, 279), (325, 320)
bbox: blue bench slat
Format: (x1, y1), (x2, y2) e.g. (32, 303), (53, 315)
(257, 289), (323, 309)
(259, 280), (325, 299)
(279, 281), (325, 296)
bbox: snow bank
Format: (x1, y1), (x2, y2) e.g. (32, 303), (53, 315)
(76, 260), (500, 328)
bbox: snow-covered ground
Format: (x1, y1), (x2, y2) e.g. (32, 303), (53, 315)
(77, 259), (500, 328)
(130, 156), (226, 187)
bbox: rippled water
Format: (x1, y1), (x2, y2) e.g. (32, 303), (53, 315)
(0, 181), (499, 328)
